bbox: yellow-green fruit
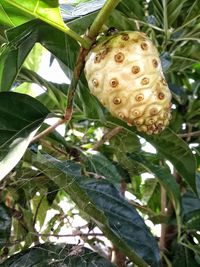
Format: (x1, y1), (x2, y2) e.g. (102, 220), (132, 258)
(84, 31), (172, 134)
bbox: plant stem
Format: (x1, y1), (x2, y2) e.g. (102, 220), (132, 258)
(92, 126), (123, 150)
(162, 0), (168, 38)
(88, 0), (122, 39)
(65, 0), (123, 121)
(160, 186), (167, 251)
(31, 118), (65, 143)
(31, 233), (104, 238)
(64, 47), (88, 119)
(179, 130), (200, 138)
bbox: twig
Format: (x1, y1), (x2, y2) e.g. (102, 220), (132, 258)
(64, 47), (89, 120)
(40, 140), (69, 157)
(130, 200), (156, 217)
(64, 0), (123, 118)
(93, 126), (123, 150)
(178, 130), (200, 138)
(33, 194), (46, 228)
(160, 186), (167, 251)
(31, 118), (65, 143)
(31, 232), (104, 238)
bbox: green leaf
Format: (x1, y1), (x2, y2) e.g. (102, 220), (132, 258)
(167, 0), (188, 27)
(81, 179), (161, 266)
(4, 0), (88, 46)
(142, 178), (158, 203)
(103, 119), (196, 193)
(61, 0), (104, 21)
(0, 92), (50, 180)
(0, 0), (33, 27)
(1, 243), (115, 267)
(116, 0), (145, 21)
(4, 0), (66, 29)
(182, 191), (200, 230)
(129, 152), (181, 234)
(0, 21), (38, 92)
(29, 153), (161, 267)
(84, 152), (122, 183)
(32, 193), (49, 229)
(0, 204), (11, 249)
(144, 128), (197, 193)
(0, 19), (79, 92)
(172, 243), (200, 267)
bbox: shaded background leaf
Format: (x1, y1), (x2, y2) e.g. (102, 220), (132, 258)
(0, 92), (50, 180)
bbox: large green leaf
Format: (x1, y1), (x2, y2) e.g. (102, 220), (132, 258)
(0, 19), (79, 92)
(129, 152), (181, 233)
(0, 92), (50, 180)
(182, 191), (200, 230)
(0, 0), (33, 27)
(144, 128), (196, 193)
(0, 21), (38, 92)
(3, 0), (86, 46)
(0, 204), (11, 249)
(1, 243), (115, 267)
(101, 118), (196, 193)
(29, 152), (161, 267)
(172, 243), (200, 267)
(4, 0), (67, 33)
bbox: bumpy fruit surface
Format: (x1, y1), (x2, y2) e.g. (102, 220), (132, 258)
(84, 31), (172, 134)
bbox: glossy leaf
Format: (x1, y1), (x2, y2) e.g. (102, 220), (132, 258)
(0, 92), (50, 180)
(144, 128), (197, 193)
(29, 152), (161, 267)
(102, 119), (196, 193)
(116, 0), (145, 20)
(61, 0), (105, 21)
(0, 204), (11, 249)
(81, 179), (161, 266)
(0, 0), (33, 27)
(1, 243), (115, 267)
(129, 152), (181, 232)
(182, 191), (200, 230)
(4, 0), (86, 46)
(172, 243), (200, 267)
(4, 0), (66, 33)
(0, 21), (38, 92)
(85, 152), (121, 183)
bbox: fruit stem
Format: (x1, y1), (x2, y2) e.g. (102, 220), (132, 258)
(88, 0), (122, 39)
(64, 0), (122, 119)
(32, 0), (122, 142)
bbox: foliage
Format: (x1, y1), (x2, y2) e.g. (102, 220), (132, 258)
(0, 0), (200, 266)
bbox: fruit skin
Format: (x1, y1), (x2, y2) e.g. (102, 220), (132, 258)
(84, 31), (172, 134)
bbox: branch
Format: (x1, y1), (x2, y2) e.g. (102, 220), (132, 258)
(33, 194), (46, 228)
(159, 186), (167, 251)
(31, 118), (65, 143)
(93, 126), (123, 150)
(31, 232), (103, 238)
(64, 0), (123, 119)
(178, 130), (200, 138)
